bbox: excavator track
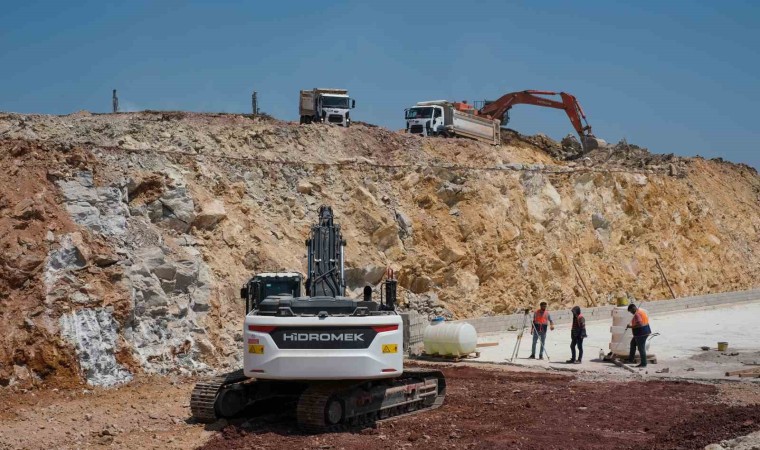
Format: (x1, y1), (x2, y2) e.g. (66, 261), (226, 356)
(296, 368), (446, 433)
(190, 369), (248, 423)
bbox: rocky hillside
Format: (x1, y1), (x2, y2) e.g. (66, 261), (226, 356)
(1, 111), (758, 388)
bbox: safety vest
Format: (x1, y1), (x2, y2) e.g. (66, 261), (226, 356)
(534, 309), (550, 325)
(631, 309), (649, 328)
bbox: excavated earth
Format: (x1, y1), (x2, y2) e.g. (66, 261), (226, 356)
(1, 364), (759, 449)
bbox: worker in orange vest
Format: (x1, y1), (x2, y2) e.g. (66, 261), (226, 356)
(529, 301), (554, 360)
(626, 304), (652, 368)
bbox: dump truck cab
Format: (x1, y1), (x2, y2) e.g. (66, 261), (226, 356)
(405, 103), (445, 136)
(299, 88), (356, 127)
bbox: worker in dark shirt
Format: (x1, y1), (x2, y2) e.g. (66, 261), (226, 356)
(529, 301), (554, 360)
(567, 306), (587, 364)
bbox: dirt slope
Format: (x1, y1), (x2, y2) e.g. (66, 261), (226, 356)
(0, 111), (758, 386)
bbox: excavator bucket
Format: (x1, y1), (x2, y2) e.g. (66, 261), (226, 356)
(581, 135), (607, 152)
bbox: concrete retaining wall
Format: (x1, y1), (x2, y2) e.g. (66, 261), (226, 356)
(446, 288), (760, 336)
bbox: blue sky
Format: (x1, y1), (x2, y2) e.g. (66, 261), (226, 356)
(1, 1), (758, 168)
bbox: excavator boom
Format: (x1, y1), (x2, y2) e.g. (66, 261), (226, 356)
(478, 90), (605, 151)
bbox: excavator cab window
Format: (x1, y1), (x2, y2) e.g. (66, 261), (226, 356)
(261, 280), (299, 298)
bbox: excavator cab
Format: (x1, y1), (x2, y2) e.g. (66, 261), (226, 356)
(241, 272), (303, 313)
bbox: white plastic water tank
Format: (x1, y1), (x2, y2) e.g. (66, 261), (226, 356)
(423, 319), (477, 356)
(609, 306), (650, 356)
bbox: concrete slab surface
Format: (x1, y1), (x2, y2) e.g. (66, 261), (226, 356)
(474, 300), (760, 380)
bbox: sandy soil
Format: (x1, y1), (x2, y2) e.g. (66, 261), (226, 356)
(2, 364), (758, 450)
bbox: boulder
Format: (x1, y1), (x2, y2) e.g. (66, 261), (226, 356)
(154, 186), (195, 232)
(372, 224), (402, 252)
(591, 213), (610, 230)
(47, 233), (88, 272)
(439, 242), (466, 264)
(135, 247), (165, 272)
(395, 211), (413, 237)
(436, 182), (471, 206)
(296, 180), (314, 194)
(174, 259), (200, 292)
(410, 275), (434, 294)
(190, 265), (212, 312)
(523, 173), (562, 223)
(193, 200), (226, 230)
(345, 265), (387, 290)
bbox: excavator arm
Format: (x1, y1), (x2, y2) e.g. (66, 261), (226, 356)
(478, 90), (604, 151)
(305, 205), (346, 297)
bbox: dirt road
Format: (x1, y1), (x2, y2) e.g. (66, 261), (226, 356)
(1, 365), (759, 450)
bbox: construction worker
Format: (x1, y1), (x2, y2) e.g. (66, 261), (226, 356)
(567, 306), (587, 364)
(626, 304), (652, 367)
(529, 301), (554, 360)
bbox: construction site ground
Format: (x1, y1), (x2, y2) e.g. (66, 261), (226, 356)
(1, 363), (759, 450)
(477, 299), (760, 381)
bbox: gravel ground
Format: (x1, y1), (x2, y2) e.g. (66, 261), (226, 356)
(199, 364), (760, 450)
(1, 362), (758, 450)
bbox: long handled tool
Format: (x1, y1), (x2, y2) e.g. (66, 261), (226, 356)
(610, 297), (648, 361)
(509, 309), (531, 362)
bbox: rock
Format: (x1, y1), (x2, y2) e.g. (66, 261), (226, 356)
(501, 222), (521, 242)
(454, 271), (480, 294)
(16, 253), (45, 272)
(57, 172), (128, 235)
(523, 173), (562, 224)
(12, 364), (32, 383)
(152, 264), (177, 281)
(372, 224), (401, 252)
(154, 185), (195, 232)
(345, 265), (387, 290)
(439, 243), (466, 264)
(12, 198), (44, 220)
(46, 233), (88, 281)
(85, 414), (93, 421)
(190, 265), (212, 312)
(296, 180), (313, 194)
(174, 259), (200, 292)
(395, 210), (413, 237)
(59, 308), (132, 387)
(591, 213), (610, 230)
(135, 247), (165, 272)
(353, 186), (378, 206)
(436, 181), (471, 206)
(193, 200), (226, 230)
(410, 275), (434, 294)
(561, 134), (583, 157)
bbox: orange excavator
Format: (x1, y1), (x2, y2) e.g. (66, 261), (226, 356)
(472, 90), (606, 151)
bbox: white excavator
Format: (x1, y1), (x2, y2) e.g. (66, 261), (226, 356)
(190, 206), (445, 432)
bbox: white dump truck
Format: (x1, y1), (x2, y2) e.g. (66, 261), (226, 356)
(299, 88), (355, 127)
(404, 100), (500, 145)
